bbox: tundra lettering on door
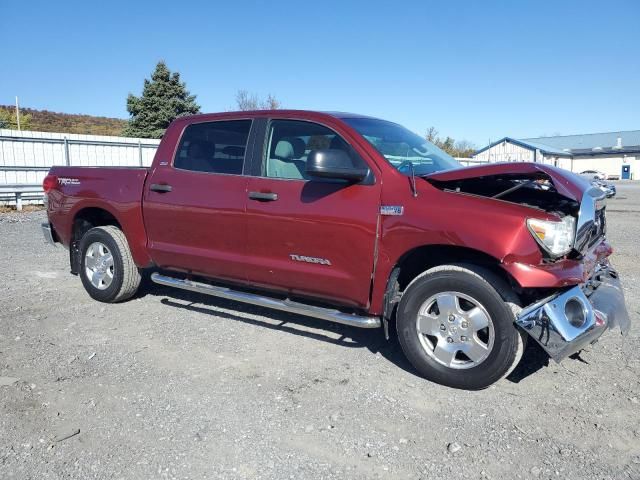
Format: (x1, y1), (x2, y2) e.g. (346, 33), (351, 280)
(289, 254), (332, 266)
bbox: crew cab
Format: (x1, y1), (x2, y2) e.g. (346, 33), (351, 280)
(41, 111), (630, 389)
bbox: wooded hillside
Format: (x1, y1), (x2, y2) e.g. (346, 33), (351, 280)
(0, 105), (126, 136)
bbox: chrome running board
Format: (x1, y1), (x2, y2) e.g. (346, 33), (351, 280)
(151, 272), (381, 329)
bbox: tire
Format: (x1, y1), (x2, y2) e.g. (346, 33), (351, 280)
(78, 225), (141, 303)
(396, 264), (525, 390)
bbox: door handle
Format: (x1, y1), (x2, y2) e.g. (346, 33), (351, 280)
(248, 191), (278, 202)
(150, 183), (172, 193)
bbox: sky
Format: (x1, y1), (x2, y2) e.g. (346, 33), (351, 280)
(2, 0), (639, 146)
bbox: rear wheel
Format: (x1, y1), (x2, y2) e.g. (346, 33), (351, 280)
(79, 226), (141, 303)
(397, 264), (525, 390)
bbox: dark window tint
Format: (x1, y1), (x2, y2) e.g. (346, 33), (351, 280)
(174, 120), (252, 174)
(265, 120), (363, 180)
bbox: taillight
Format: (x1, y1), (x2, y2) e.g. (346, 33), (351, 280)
(43, 174), (58, 193)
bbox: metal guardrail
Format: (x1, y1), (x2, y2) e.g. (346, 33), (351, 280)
(0, 184), (43, 211)
(0, 166), (50, 171)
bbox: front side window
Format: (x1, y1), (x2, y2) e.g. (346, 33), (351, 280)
(343, 117), (460, 175)
(174, 120), (252, 174)
(264, 120), (363, 180)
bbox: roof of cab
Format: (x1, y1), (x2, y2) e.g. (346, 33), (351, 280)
(172, 110), (384, 123)
(322, 111), (384, 120)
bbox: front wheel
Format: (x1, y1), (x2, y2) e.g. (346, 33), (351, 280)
(79, 226), (141, 303)
(396, 264), (525, 390)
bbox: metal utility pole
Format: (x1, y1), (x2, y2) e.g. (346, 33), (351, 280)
(15, 96), (21, 131)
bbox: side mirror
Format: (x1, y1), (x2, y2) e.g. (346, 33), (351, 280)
(306, 149), (369, 182)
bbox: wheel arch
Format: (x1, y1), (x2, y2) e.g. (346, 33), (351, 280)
(380, 244), (522, 330)
(69, 206), (123, 274)
(394, 244), (518, 292)
(73, 206), (122, 230)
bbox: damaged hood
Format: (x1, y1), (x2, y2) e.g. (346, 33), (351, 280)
(425, 162), (592, 202)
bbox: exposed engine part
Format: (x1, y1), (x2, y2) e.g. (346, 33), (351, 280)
(425, 173), (579, 215)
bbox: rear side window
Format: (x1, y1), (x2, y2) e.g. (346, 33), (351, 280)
(174, 120), (252, 174)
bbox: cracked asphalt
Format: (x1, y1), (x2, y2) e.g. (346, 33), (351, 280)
(1, 183), (639, 479)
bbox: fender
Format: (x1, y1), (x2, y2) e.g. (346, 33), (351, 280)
(69, 199), (152, 268)
(369, 180), (557, 314)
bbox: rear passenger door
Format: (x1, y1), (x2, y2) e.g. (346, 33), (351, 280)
(143, 119), (254, 282)
(244, 119), (381, 308)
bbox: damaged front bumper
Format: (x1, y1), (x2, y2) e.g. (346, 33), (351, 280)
(516, 262), (630, 362)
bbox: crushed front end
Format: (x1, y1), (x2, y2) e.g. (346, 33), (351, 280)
(426, 163), (630, 361)
(515, 185), (630, 361)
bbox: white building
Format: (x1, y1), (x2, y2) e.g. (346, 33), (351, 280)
(473, 130), (640, 179)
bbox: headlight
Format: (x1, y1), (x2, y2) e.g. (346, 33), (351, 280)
(527, 216), (576, 257)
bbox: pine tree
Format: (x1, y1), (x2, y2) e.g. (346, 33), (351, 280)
(0, 107), (33, 130)
(124, 61), (200, 138)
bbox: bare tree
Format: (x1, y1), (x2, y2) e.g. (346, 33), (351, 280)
(263, 94), (281, 110)
(453, 139), (476, 157)
(425, 126), (476, 157)
(235, 90), (281, 111)
(425, 126), (439, 143)
(235, 90), (259, 110)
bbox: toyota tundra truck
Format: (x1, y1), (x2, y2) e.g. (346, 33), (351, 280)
(41, 110), (630, 389)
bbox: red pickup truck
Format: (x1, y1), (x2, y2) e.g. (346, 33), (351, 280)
(42, 110), (630, 389)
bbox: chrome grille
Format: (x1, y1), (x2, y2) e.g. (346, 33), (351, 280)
(588, 206), (606, 248)
(575, 187), (607, 253)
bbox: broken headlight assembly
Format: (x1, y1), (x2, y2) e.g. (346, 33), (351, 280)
(527, 215), (576, 257)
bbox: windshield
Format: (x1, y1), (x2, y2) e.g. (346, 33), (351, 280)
(343, 117), (460, 175)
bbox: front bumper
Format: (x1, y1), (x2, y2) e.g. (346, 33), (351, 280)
(516, 261), (630, 362)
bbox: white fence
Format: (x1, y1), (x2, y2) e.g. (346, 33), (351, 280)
(0, 129), (160, 208)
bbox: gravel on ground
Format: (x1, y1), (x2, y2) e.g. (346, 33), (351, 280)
(1, 183), (639, 479)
